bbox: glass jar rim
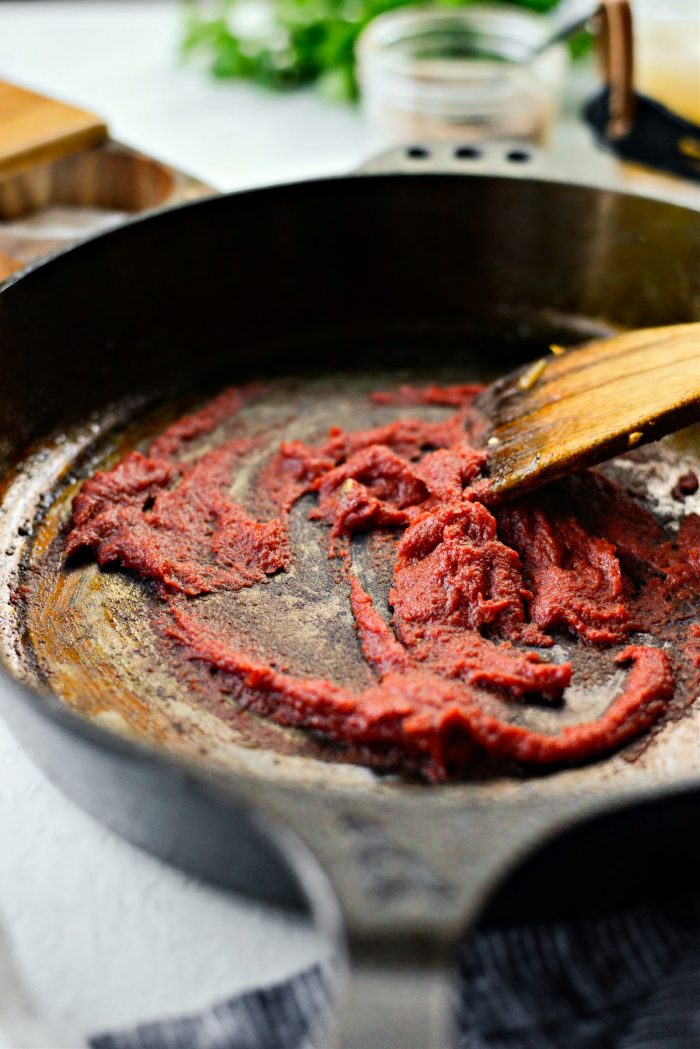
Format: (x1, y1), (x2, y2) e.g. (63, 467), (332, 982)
(356, 4), (560, 79)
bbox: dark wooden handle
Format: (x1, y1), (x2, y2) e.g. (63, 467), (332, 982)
(597, 0), (636, 138)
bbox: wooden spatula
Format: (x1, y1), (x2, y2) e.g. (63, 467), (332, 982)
(482, 322), (700, 498)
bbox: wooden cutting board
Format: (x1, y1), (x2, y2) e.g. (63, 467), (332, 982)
(0, 80), (108, 179)
(0, 80), (214, 275)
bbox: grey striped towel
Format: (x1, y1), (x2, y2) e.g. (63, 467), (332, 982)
(90, 897), (700, 1049)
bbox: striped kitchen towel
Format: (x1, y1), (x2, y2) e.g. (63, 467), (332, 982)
(90, 895), (700, 1049)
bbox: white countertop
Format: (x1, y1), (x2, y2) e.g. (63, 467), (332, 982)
(0, 2), (697, 1043)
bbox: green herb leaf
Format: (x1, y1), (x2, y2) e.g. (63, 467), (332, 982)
(181, 0), (572, 100)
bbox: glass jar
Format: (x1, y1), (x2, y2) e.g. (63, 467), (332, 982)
(356, 5), (569, 147)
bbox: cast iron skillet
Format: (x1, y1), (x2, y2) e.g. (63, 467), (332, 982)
(1, 144), (700, 1047)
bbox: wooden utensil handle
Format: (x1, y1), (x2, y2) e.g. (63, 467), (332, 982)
(597, 0), (635, 138)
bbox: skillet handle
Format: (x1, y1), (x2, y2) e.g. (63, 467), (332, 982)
(334, 931), (458, 1049)
(355, 138), (622, 189)
(356, 140), (550, 178)
(597, 0), (635, 139)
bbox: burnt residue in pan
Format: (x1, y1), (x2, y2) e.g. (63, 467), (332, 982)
(7, 367), (700, 786)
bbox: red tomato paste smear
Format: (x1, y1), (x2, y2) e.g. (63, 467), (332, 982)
(65, 382), (697, 780)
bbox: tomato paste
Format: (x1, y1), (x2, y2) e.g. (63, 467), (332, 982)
(65, 382), (699, 781)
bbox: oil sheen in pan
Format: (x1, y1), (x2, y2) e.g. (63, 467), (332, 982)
(8, 368), (700, 788)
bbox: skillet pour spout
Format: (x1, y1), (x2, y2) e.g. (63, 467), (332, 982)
(1, 141), (700, 1047)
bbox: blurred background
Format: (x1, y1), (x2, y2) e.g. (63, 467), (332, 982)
(1, 0), (698, 194)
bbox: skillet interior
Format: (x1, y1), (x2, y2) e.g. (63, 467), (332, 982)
(1, 174), (700, 921)
(5, 364), (700, 788)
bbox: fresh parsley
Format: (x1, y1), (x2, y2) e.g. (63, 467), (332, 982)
(182, 0), (572, 101)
